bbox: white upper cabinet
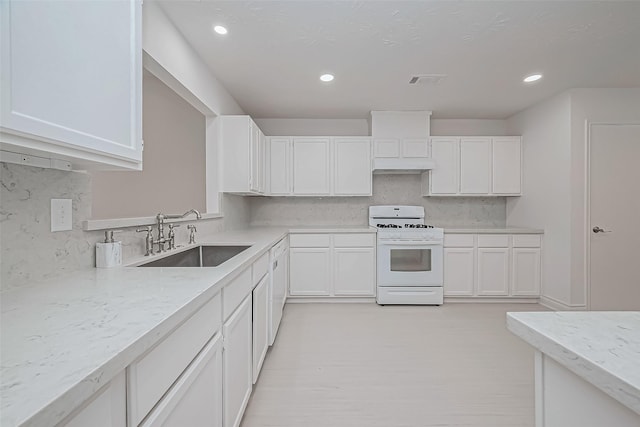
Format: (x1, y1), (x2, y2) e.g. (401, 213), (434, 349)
(268, 137), (292, 195)
(459, 137), (491, 194)
(425, 136), (522, 197)
(292, 137), (331, 195)
(220, 115), (266, 195)
(492, 137), (522, 195)
(371, 111), (431, 161)
(267, 136), (370, 196)
(333, 137), (372, 196)
(0, 0), (142, 170)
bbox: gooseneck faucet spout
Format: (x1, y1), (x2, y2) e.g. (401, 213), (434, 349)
(155, 209), (202, 252)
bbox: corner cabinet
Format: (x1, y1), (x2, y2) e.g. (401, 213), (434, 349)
(425, 137), (521, 196)
(220, 116), (266, 195)
(0, 0), (143, 170)
(267, 136), (372, 196)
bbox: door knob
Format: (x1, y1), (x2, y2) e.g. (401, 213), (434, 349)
(593, 226), (612, 233)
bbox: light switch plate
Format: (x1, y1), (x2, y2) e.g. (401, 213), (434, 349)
(51, 199), (72, 232)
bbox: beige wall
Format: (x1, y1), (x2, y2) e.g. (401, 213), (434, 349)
(91, 73), (206, 219)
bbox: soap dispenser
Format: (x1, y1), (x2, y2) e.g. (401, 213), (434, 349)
(96, 230), (122, 268)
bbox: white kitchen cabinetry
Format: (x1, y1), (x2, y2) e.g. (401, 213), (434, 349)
(220, 115), (266, 195)
(476, 248), (510, 296)
(58, 372), (126, 427)
(267, 137), (292, 195)
(460, 138), (491, 194)
(223, 296), (253, 427)
(373, 138), (430, 159)
(289, 247), (332, 296)
(289, 233), (376, 299)
(293, 137), (331, 195)
(425, 137), (521, 196)
(443, 233), (542, 299)
(252, 274), (269, 384)
(267, 136), (371, 196)
(140, 335), (223, 427)
(0, 0), (142, 170)
(333, 137), (372, 196)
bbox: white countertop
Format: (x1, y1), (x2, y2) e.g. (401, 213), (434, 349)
(287, 225), (376, 233)
(444, 227), (544, 234)
(0, 227), (288, 427)
(507, 311), (640, 415)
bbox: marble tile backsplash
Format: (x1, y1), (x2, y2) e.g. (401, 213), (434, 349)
(0, 163), (250, 291)
(250, 174), (506, 227)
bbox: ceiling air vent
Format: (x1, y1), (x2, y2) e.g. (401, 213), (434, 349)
(409, 74), (447, 85)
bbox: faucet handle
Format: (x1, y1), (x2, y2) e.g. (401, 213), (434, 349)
(136, 225), (153, 234)
(187, 224), (197, 244)
(168, 223), (181, 229)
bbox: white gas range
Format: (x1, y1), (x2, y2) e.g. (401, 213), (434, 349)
(369, 206), (444, 305)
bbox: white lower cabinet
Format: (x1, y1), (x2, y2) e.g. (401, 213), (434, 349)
(443, 248), (475, 296)
(476, 248), (510, 296)
(333, 248), (376, 296)
(223, 296), (253, 427)
(443, 233), (542, 299)
(140, 335), (223, 427)
(289, 247), (332, 296)
(289, 233), (376, 298)
(58, 372), (126, 427)
(252, 274), (269, 384)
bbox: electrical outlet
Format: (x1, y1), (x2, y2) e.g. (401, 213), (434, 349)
(51, 199), (72, 232)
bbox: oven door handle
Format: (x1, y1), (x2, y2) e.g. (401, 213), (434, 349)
(378, 240), (442, 246)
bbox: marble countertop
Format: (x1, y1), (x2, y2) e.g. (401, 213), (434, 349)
(507, 311), (640, 415)
(0, 227), (288, 427)
(444, 227), (544, 234)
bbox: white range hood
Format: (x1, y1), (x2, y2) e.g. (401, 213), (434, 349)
(372, 157), (435, 174)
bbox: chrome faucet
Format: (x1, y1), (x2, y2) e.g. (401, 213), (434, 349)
(155, 209), (202, 252)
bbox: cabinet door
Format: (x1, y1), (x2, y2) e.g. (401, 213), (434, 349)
(252, 275), (269, 384)
(268, 137), (292, 195)
(289, 248), (331, 296)
(443, 248), (475, 296)
(511, 248), (541, 296)
(0, 0), (142, 165)
(223, 297), (252, 427)
(140, 335), (223, 427)
(430, 138), (459, 194)
(249, 121), (260, 193)
(258, 130), (266, 193)
(460, 138), (491, 194)
(292, 138), (331, 195)
(373, 138), (400, 158)
(402, 138), (429, 158)
(492, 137), (521, 195)
(333, 248), (376, 296)
(333, 138), (372, 196)
(477, 248), (509, 296)
(59, 372), (126, 427)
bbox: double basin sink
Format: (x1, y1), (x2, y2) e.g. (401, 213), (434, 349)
(138, 245), (251, 268)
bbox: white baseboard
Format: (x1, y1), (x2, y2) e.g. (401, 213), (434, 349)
(286, 297), (376, 304)
(539, 295), (587, 311)
(444, 297), (540, 304)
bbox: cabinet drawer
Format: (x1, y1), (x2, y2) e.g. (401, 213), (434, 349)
(252, 252), (270, 285)
(477, 234), (509, 247)
(512, 234), (541, 248)
(444, 234), (475, 247)
(333, 233), (375, 248)
(223, 268), (253, 321)
(289, 233), (331, 247)
(127, 293), (222, 426)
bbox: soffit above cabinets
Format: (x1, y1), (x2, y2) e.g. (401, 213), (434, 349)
(158, 1), (640, 120)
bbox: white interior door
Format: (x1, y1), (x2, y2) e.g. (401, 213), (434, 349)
(589, 124), (640, 310)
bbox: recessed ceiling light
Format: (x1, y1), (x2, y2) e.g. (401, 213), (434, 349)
(320, 74), (334, 82)
(523, 74), (543, 83)
(213, 25), (228, 35)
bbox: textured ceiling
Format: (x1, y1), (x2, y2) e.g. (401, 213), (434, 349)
(158, 1), (640, 119)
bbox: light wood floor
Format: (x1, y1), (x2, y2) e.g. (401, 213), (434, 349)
(241, 302), (548, 427)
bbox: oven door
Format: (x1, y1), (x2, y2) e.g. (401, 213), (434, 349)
(377, 241), (443, 286)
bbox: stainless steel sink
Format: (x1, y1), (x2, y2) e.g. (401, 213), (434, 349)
(138, 245), (251, 267)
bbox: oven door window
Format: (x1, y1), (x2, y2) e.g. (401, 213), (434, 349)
(390, 248), (432, 272)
